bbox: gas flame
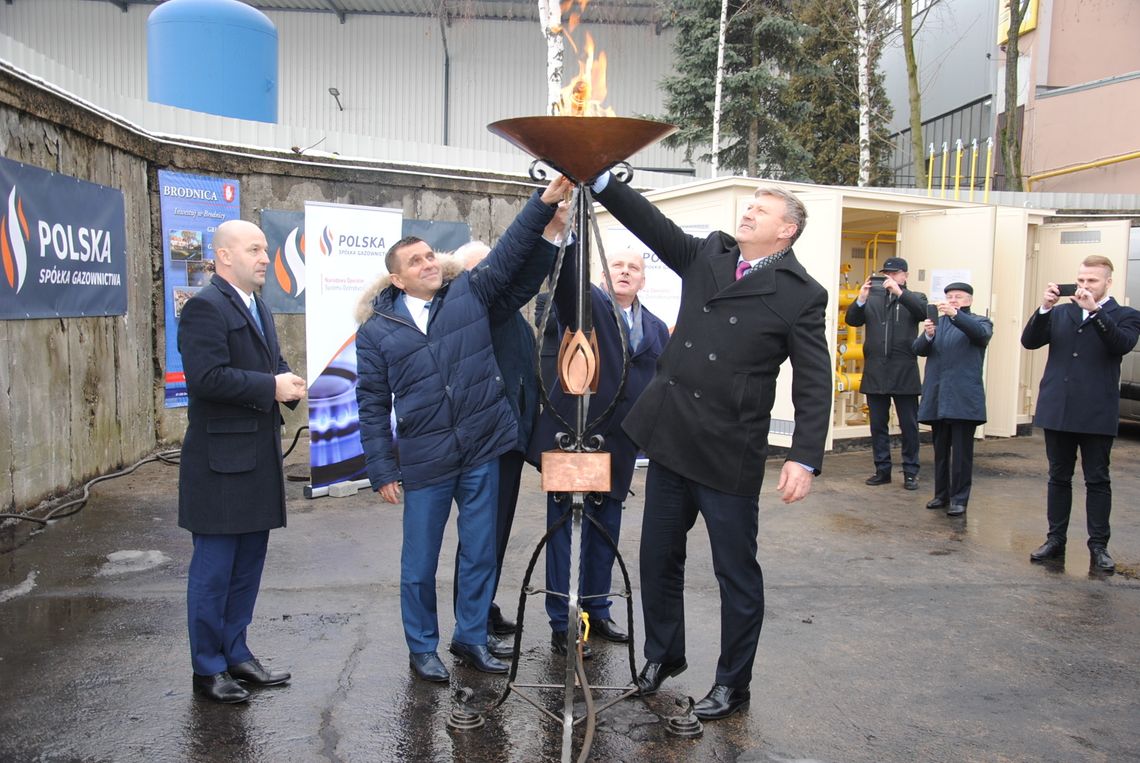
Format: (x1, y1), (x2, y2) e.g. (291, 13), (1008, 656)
(554, 0), (615, 117)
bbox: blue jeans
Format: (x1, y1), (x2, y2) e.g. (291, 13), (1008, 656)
(400, 460), (498, 654)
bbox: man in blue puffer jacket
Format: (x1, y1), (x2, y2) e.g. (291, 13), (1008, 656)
(354, 176), (571, 684)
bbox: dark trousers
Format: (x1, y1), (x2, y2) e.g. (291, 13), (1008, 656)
(866, 393), (920, 477)
(930, 420), (977, 505)
(187, 530), (269, 675)
(1043, 429), (1114, 550)
(545, 493), (623, 632)
(640, 461), (763, 689)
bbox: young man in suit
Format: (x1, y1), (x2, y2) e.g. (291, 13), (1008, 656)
(591, 173), (832, 720)
(1021, 255), (1140, 573)
(177, 219), (306, 703)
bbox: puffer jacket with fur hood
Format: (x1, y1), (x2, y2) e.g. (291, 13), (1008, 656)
(354, 191), (556, 492)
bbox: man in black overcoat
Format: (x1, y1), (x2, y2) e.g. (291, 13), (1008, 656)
(591, 173), (831, 720)
(177, 219), (306, 703)
(1021, 255), (1140, 572)
(845, 258), (927, 490)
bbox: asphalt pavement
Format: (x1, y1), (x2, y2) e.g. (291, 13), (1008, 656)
(2, 427), (1139, 762)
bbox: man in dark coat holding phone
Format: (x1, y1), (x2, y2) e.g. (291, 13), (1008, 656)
(913, 282), (992, 516)
(846, 257), (928, 490)
(1021, 255), (1140, 572)
(177, 219), (306, 703)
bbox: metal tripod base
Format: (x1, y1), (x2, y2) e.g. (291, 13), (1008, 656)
(665, 697), (704, 738)
(447, 687), (486, 731)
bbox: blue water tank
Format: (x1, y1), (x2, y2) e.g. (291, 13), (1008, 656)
(147, 0), (278, 123)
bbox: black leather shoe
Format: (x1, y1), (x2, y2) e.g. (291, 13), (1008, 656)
(946, 503), (966, 516)
(1030, 538), (1065, 562)
(904, 474), (919, 491)
(635, 658), (687, 696)
(488, 633), (515, 659)
(488, 605), (517, 636)
(192, 672), (251, 704)
(591, 617), (629, 643)
(227, 658), (291, 687)
(449, 641), (508, 674)
(925, 497), (947, 509)
(550, 631), (593, 659)
(864, 472), (891, 486)
(409, 651), (450, 682)
(1091, 547), (1115, 572)
(693, 684), (750, 720)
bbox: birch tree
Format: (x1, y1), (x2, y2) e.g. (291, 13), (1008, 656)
(788, 0), (892, 185)
(856, 0), (872, 185)
(538, 0), (565, 114)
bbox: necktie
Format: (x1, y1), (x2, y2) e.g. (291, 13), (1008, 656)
(248, 297), (264, 335)
(735, 261), (752, 280)
(625, 307), (642, 351)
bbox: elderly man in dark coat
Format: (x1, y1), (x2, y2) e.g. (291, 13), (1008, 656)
(846, 257), (928, 490)
(177, 219), (306, 704)
(913, 282), (992, 517)
(1021, 255), (1140, 572)
(591, 172), (832, 721)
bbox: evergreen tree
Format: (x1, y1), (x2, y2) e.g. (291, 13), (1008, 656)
(657, 0), (812, 179)
(787, 0), (893, 186)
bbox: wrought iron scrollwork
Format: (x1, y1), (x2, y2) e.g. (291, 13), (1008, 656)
(611, 161), (634, 184)
(528, 159), (557, 182)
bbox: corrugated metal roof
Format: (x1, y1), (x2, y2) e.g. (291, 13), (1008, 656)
(87, 0), (663, 25)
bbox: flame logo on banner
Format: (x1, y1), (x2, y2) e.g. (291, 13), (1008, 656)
(320, 226), (334, 256)
(272, 226), (306, 298)
(1, 186), (30, 293)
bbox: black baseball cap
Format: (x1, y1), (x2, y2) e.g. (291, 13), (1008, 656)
(880, 257), (908, 272)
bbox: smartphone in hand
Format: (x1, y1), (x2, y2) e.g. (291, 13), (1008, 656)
(927, 304), (940, 322)
(1056, 283), (1078, 297)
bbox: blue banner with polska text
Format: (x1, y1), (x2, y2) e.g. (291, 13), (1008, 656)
(0, 156), (127, 320)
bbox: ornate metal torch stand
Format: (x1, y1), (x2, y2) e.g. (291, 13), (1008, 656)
(475, 116), (676, 762)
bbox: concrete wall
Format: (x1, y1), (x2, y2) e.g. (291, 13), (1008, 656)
(0, 68), (535, 514)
